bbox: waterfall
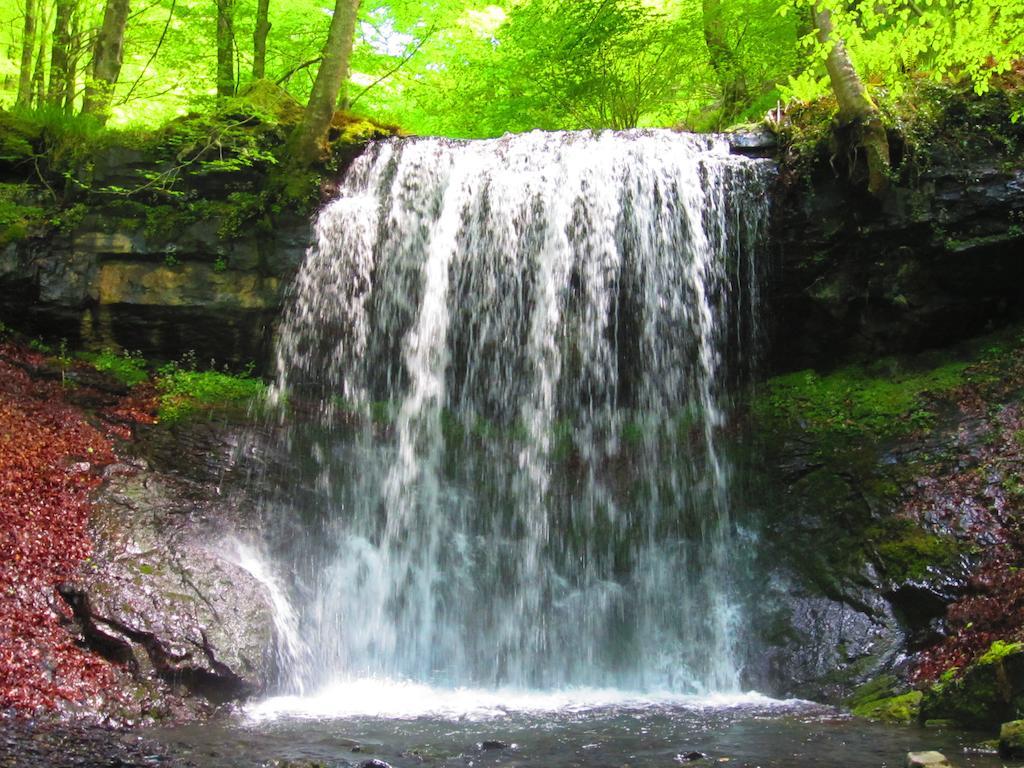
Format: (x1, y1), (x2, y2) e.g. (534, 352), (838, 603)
(261, 129), (773, 696)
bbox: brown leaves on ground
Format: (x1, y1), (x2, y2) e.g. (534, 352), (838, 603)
(908, 344), (1024, 682)
(0, 340), (154, 711)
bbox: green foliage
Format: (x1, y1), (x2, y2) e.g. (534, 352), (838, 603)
(0, 184), (46, 246)
(778, 0), (1024, 105)
(978, 640), (1024, 665)
(83, 348), (149, 387)
(0, 0), (1021, 148)
(155, 361), (267, 421)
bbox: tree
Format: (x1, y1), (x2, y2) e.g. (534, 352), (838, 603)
(702, 0), (748, 124)
(47, 0), (74, 108)
(81, 0), (130, 122)
(16, 0), (37, 107)
(30, 0), (51, 107)
(420, 0), (710, 136)
(252, 0), (271, 79)
(291, 0), (361, 164)
(216, 0), (236, 96)
(809, 2), (890, 196)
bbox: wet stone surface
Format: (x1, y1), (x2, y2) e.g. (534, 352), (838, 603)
(0, 714), (195, 768)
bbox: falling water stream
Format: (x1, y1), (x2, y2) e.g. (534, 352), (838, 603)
(261, 129), (770, 697)
(145, 130), (1005, 767)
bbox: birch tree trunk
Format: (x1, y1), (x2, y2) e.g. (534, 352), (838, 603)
(291, 0), (361, 165)
(814, 2), (891, 196)
(81, 0), (130, 123)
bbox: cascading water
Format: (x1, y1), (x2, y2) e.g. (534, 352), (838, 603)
(258, 129), (773, 699)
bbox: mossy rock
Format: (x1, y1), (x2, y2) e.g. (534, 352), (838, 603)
(848, 675), (923, 724)
(751, 361), (968, 440)
(227, 80), (305, 125)
(999, 719), (1024, 758)
(852, 690), (923, 724)
(327, 111), (403, 147)
(919, 642), (1024, 728)
(869, 519), (961, 583)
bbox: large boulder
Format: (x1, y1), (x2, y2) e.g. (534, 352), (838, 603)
(60, 462), (276, 710)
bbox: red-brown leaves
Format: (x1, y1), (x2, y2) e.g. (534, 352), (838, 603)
(906, 346), (1024, 683)
(0, 340), (146, 711)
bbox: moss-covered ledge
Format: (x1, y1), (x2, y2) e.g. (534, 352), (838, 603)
(0, 82), (400, 369)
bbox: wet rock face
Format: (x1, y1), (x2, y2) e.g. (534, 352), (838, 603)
(744, 341), (1024, 707)
(60, 455), (274, 710)
(0, 182), (311, 370)
(770, 160), (1024, 372)
(743, 579), (904, 703)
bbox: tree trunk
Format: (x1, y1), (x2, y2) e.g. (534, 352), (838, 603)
(813, 3), (890, 196)
(252, 0), (270, 79)
(291, 0), (361, 165)
(32, 0), (52, 108)
(17, 0), (38, 107)
(63, 9), (80, 113)
(81, 0), (130, 123)
(4, 45), (15, 90)
(48, 0), (74, 106)
(216, 0), (235, 97)
(702, 0), (748, 125)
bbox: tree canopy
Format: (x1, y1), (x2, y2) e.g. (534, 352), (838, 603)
(0, 0), (1021, 138)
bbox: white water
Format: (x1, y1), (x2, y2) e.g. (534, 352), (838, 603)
(247, 678), (795, 721)
(258, 129), (773, 705)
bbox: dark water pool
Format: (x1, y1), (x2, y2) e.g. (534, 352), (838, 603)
(142, 686), (1015, 768)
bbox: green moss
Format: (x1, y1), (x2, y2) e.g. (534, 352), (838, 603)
(753, 361), (970, 439)
(324, 110), (403, 148)
(851, 690), (923, 724)
(871, 520), (961, 582)
(156, 364), (266, 422)
(932, 666), (961, 693)
(848, 674), (902, 707)
(978, 640), (1024, 665)
(920, 642), (1024, 728)
(370, 400), (395, 425)
(225, 80), (305, 125)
